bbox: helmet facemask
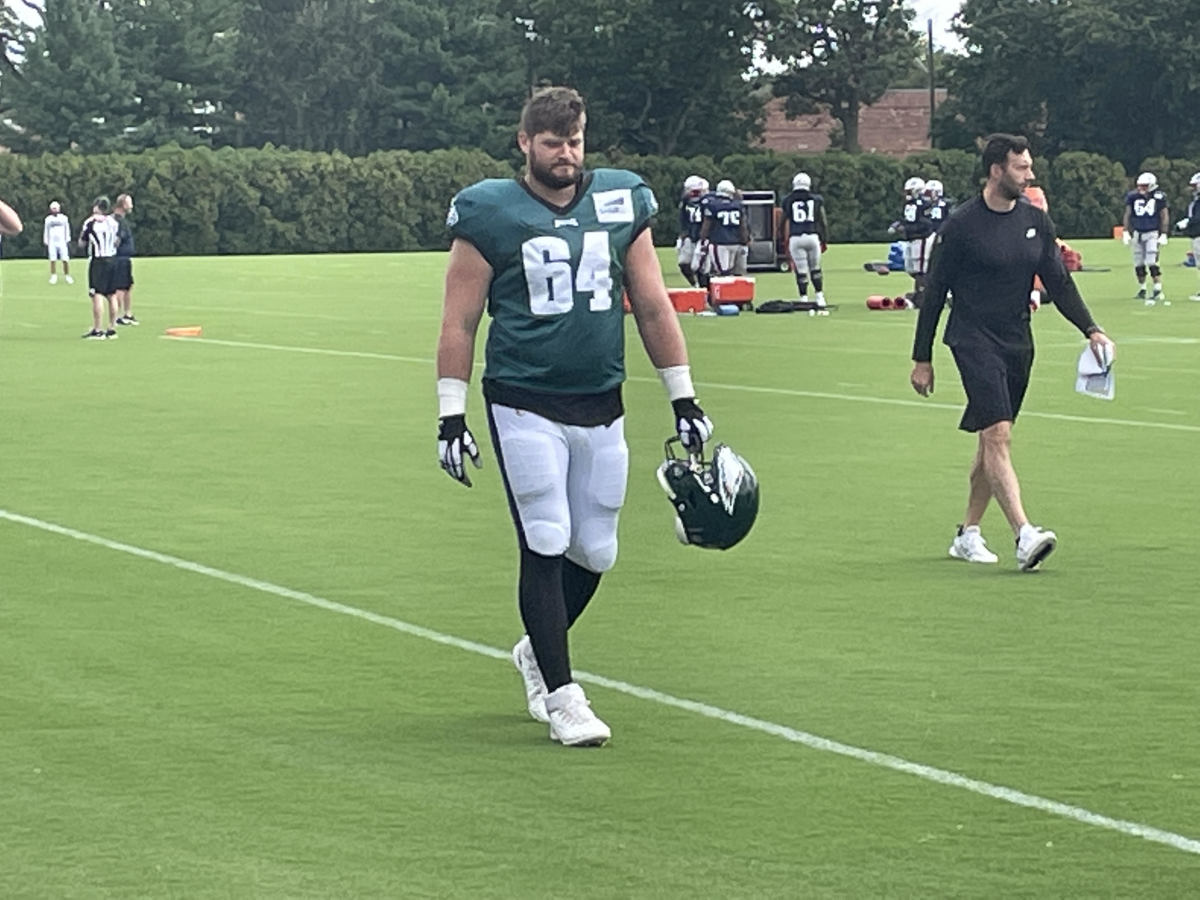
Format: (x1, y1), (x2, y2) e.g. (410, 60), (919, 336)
(656, 439), (760, 551)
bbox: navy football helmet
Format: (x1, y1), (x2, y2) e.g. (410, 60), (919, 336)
(656, 438), (759, 550)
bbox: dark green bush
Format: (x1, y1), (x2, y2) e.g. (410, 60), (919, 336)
(0, 144), (1188, 257)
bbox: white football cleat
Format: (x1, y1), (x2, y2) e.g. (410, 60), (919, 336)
(948, 525), (998, 564)
(49, 275), (57, 284)
(65, 275), (74, 284)
(511, 635), (549, 723)
(1016, 525), (1057, 572)
(545, 683), (610, 747)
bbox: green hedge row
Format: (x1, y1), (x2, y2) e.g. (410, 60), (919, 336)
(0, 145), (512, 259)
(1, 144), (1196, 257)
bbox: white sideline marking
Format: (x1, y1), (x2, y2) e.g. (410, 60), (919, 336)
(164, 335), (428, 364)
(3, 506), (1199, 858)
(163, 336), (1200, 434)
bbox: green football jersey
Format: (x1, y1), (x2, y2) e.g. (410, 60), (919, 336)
(446, 169), (659, 395)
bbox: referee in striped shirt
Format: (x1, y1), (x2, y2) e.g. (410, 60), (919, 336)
(78, 195), (121, 340)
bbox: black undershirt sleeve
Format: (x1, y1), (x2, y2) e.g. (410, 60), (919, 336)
(1037, 216), (1099, 335)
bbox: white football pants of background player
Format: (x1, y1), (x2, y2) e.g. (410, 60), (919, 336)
(788, 233), (821, 280)
(1130, 230), (1161, 267)
(677, 236), (698, 271)
(47, 240), (70, 262)
(490, 404), (628, 573)
(707, 243), (748, 277)
(903, 237), (929, 276)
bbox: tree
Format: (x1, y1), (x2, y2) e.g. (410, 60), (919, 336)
(1, 1), (137, 153)
(932, 0), (1066, 155)
(110, 0), (240, 150)
(228, 0), (529, 157)
(371, 0), (530, 157)
(229, 0), (388, 153)
(756, 0), (921, 152)
(519, 0), (765, 157)
(0, 0), (39, 77)
(937, 0), (1200, 167)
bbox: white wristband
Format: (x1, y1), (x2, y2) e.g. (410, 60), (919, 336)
(437, 377), (468, 418)
(656, 365), (695, 402)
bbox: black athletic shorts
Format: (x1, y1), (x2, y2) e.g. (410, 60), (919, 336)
(949, 338), (1034, 432)
(112, 258), (134, 291)
(88, 256), (117, 297)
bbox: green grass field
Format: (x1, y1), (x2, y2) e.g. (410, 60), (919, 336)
(2, 239), (1199, 898)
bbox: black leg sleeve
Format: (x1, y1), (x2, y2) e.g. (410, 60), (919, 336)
(563, 559), (602, 628)
(519, 548), (571, 691)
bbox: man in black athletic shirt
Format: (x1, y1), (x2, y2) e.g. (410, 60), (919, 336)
(909, 133), (1115, 572)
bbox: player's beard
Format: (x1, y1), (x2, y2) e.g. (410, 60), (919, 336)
(528, 156), (581, 191)
(998, 170), (1027, 202)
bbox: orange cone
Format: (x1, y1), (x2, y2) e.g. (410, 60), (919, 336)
(164, 326), (203, 338)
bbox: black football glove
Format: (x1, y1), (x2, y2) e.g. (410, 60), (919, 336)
(437, 414), (482, 487)
(672, 397), (713, 453)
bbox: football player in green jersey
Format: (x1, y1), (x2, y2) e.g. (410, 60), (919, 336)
(435, 86), (713, 747)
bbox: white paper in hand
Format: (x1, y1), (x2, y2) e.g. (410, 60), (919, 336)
(1076, 344), (1115, 400)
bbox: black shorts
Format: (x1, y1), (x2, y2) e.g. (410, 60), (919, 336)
(88, 257), (117, 297)
(112, 258), (134, 291)
(950, 338), (1034, 432)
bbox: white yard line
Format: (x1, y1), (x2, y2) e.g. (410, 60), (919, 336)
(2, 506), (1198, 857)
(163, 336), (1200, 433)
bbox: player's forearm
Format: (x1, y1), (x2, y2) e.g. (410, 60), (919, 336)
(436, 329), (476, 381)
(634, 309), (688, 369)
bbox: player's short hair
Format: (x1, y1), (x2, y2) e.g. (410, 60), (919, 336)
(93, 195), (111, 214)
(116, 193), (133, 210)
(519, 86), (586, 138)
(981, 133), (1030, 173)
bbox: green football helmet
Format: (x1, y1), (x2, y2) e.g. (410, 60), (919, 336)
(656, 438), (760, 550)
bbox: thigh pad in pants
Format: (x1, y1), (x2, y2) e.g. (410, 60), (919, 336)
(565, 419), (628, 573)
(789, 234), (820, 276)
(492, 406), (571, 557)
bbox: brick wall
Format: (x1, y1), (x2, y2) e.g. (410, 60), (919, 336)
(760, 88), (948, 157)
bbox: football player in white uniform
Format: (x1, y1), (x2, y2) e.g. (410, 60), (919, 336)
(43, 201), (73, 284)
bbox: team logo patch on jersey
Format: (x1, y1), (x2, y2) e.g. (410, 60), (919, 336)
(445, 199), (460, 228)
(554, 217), (579, 228)
(1025, 227), (1036, 239)
(593, 189), (634, 223)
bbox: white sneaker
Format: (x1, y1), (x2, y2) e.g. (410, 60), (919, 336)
(1016, 525), (1057, 572)
(1189, 293), (1200, 302)
(49, 275), (57, 284)
(511, 636), (549, 723)
(814, 291), (826, 308)
(545, 683), (610, 747)
(65, 275), (74, 284)
(948, 525), (998, 564)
